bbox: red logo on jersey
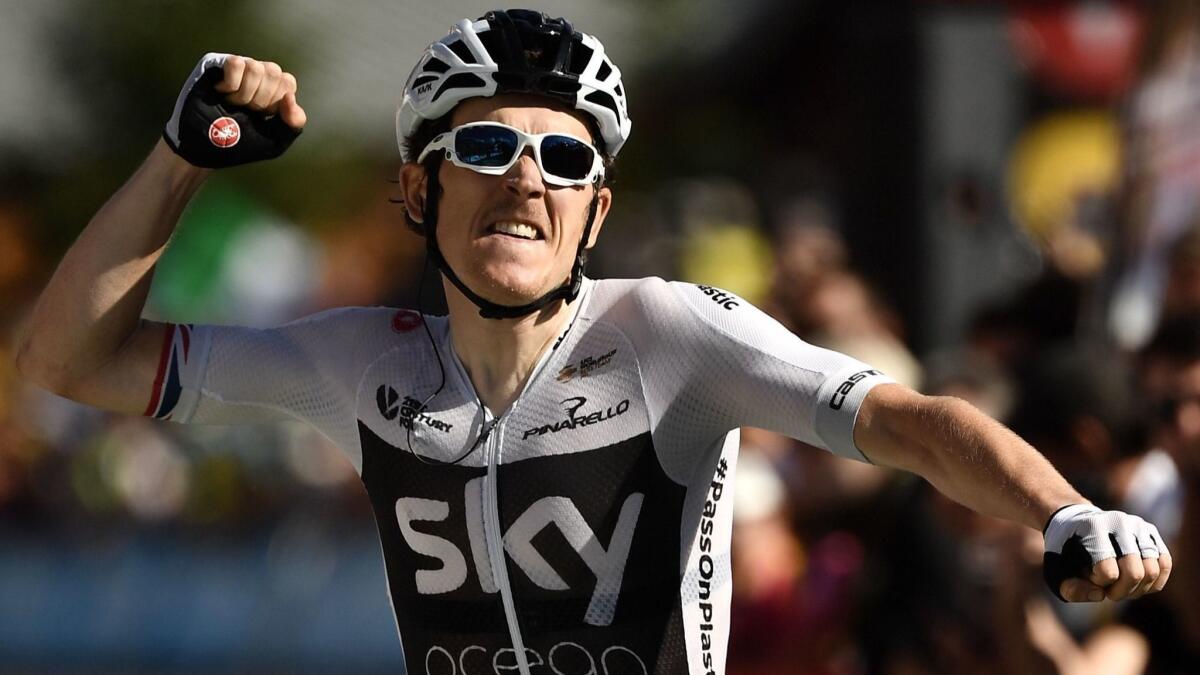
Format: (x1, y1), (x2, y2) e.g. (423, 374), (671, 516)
(392, 310), (422, 333)
(208, 117), (240, 148)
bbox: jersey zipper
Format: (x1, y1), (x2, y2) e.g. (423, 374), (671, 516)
(482, 414), (532, 674)
(446, 280), (593, 675)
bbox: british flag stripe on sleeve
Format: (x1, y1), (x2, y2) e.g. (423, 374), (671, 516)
(144, 323), (193, 420)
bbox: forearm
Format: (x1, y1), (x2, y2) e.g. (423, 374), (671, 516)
(857, 385), (1086, 531)
(15, 139), (209, 391)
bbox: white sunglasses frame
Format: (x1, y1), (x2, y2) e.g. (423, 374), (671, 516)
(416, 121), (605, 188)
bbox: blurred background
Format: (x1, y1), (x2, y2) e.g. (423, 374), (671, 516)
(2, 0), (1199, 672)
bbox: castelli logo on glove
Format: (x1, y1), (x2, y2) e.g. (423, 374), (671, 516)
(208, 117), (241, 148)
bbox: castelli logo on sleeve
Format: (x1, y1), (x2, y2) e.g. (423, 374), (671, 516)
(208, 117), (240, 148)
(392, 310), (422, 333)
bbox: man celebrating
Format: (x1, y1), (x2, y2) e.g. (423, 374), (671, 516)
(14, 9), (1172, 675)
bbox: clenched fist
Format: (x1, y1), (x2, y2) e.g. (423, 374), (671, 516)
(1043, 504), (1172, 602)
(163, 53), (306, 169)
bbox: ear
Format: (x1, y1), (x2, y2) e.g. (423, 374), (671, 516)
(584, 185), (613, 248)
(399, 162), (429, 224)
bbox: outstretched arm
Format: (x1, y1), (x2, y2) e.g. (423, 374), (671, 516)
(854, 383), (1173, 602)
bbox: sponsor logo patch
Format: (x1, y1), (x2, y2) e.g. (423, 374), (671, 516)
(696, 285), (740, 311)
(392, 309), (422, 333)
(829, 369), (882, 410)
(522, 396), (630, 439)
(696, 456), (729, 675)
(208, 116), (240, 148)
(556, 348), (618, 382)
(376, 385), (453, 432)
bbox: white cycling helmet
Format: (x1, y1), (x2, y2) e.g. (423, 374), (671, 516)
(396, 9), (631, 161)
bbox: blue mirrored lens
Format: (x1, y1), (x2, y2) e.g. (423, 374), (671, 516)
(455, 126), (518, 167)
(540, 136), (594, 180)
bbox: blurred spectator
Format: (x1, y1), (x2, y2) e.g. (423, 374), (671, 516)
(921, 348), (1014, 421)
(1108, 0), (1200, 347)
(1118, 312), (1200, 673)
(1161, 222), (1200, 319)
(314, 184), (426, 310)
(859, 480), (1149, 675)
(728, 447), (865, 675)
(1009, 343), (1150, 509)
(964, 268), (1085, 375)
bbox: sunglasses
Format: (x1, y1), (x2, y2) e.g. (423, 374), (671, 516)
(417, 122), (604, 187)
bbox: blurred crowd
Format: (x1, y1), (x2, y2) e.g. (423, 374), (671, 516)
(4, 0), (1200, 673)
(719, 4), (1200, 674)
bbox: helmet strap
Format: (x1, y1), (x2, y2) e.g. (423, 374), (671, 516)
(422, 157), (597, 320)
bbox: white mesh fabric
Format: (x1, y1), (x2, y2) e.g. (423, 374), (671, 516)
(169, 306), (400, 473)
(584, 277), (893, 483)
(154, 277), (893, 675)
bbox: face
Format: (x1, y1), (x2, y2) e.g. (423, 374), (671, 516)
(401, 94), (612, 308)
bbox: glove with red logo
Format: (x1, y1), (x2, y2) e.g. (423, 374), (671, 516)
(1042, 503), (1170, 602)
(163, 53), (303, 169)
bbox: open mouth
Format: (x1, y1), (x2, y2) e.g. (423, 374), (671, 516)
(488, 221), (543, 241)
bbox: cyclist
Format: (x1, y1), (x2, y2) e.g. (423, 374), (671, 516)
(14, 9), (1173, 675)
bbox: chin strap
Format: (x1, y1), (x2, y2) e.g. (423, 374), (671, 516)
(421, 156), (599, 320)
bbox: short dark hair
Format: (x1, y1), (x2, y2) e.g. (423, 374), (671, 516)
(398, 109), (616, 237)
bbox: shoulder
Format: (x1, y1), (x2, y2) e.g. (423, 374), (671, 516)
(280, 305), (436, 337)
(259, 305), (443, 369)
(584, 277), (781, 354)
(586, 276), (724, 319)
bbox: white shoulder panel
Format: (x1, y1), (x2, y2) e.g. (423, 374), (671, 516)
(159, 306), (411, 473)
(589, 278), (891, 479)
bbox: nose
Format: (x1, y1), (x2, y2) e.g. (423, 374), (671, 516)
(504, 150), (545, 199)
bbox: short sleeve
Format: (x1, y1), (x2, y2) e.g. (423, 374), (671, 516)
(144, 306), (396, 472)
(624, 279), (893, 463)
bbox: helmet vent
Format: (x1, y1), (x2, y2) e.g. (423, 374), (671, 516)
(447, 40), (476, 65)
(423, 57), (451, 74)
(478, 28), (506, 62)
(542, 76), (581, 97)
(568, 43), (594, 75)
(411, 75), (438, 89)
(431, 72), (487, 103)
(596, 59), (612, 81)
(584, 90), (620, 121)
(520, 33), (560, 70)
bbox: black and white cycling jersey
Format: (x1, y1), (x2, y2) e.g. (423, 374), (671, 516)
(151, 276), (892, 675)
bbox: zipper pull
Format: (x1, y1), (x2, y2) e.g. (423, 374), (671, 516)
(471, 418), (500, 452)
(481, 418), (500, 443)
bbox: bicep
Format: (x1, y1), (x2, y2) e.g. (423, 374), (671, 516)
(62, 320), (173, 415)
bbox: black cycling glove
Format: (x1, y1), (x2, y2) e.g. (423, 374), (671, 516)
(162, 53), (301, 169)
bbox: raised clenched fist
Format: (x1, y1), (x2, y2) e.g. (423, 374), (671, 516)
(163, 53), (306, 169)
(212, 55), (306, 129)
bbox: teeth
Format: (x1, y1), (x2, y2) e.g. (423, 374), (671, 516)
(493, 221), (539, 240)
